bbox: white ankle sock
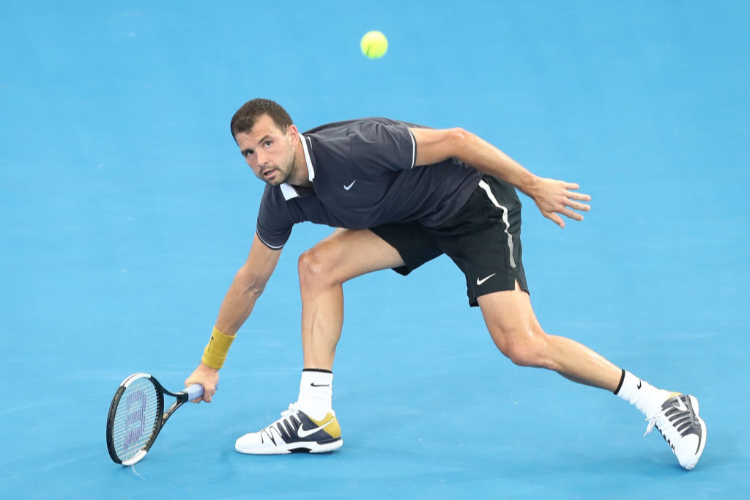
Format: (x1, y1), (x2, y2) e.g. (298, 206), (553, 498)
(615, 370), (672, 418)
(296, 369), (333, 421)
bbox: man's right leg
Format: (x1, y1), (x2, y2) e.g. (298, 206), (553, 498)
(297, 228), (406, 371)
(477, 282), (706, 470)
(235, 229), (406, 455)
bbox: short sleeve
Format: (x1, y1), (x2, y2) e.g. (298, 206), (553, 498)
(256, 186), (295, 249)
(348, 121), (416, 173)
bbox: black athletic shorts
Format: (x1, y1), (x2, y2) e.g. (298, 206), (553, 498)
(370, 175), (528, 307)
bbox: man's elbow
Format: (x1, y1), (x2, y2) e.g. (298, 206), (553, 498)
(449, 127), (468, 140)
(448, 127), (477, 150)
(447, 127), (477, 160)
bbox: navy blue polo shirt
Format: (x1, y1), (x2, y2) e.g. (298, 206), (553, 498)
(255, 118), (482, 249)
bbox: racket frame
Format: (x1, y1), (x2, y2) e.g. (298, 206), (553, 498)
(106, 373), (200, 465)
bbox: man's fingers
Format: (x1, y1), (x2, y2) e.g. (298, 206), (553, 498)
(561, 208), (584, 221)
(566, 190), (591, 202)
(537, 179), (591, 227)
(188, 386), (213, 403)
(566, 199), (590, 212)
(203, 386), (219, 403)
(544, 211), (565, 228)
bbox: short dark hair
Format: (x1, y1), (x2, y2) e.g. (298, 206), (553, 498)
(230, 98), (293, 138)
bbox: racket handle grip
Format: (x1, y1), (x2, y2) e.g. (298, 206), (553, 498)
(185, 384), (204, 401)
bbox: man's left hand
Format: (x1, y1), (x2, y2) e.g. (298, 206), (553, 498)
(528, 177), (591, 228)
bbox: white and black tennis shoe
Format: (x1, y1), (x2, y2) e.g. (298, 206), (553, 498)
(644, 393), (706, 470)
(235, 403), (343, 455)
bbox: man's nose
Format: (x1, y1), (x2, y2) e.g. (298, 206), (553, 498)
(256, 150), (268, 166)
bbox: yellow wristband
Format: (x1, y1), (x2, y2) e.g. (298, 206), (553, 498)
(201, 326), (236, 369)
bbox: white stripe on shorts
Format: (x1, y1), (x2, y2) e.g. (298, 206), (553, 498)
(478, 180), (516, 269)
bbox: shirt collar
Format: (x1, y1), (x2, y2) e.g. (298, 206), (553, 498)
(280, 133), (315, 201)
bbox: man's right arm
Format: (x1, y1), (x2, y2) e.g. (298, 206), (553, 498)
(185, 233), (283, 402)
(409, 126), (591, 228)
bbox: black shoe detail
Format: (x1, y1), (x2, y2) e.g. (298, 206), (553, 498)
(660, 395), (703, 455)
(263, 410), (336, 445)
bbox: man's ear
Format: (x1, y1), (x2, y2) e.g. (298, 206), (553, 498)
(287, 124), (299, 143)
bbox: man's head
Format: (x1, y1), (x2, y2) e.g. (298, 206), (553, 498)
(231, 99), (303, 187)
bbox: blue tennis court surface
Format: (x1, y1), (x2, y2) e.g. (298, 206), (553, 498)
(2, 1), (749, 498)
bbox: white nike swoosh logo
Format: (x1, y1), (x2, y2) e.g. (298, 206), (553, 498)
(476, 273), (496, 285)
(673, 396), (689, 413)
(343, 181), (356, 190)
(297, 419), (334, 438)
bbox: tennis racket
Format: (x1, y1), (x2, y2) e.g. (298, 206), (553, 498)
(106, 373), (205, 465)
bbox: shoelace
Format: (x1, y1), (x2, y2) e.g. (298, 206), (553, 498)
(644, 412), (678, 454)
(279, 403), (299, 419)
(260, 404), (301, 441)
(643, 413), (660, 437)
(644, 395), (681, 437)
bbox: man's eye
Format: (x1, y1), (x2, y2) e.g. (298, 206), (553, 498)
(244, 150), (254, 157)
(264, 141), (272, 147)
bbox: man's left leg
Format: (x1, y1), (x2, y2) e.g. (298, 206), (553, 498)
(477, 281), (707, 470)
(235, 228), (410, 455)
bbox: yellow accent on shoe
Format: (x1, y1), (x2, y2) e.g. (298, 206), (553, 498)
(310, 413), (341, 439)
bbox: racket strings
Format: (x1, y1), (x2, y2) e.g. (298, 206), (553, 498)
(111, 378), (160, 462)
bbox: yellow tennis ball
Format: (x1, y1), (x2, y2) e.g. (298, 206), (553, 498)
(361, 31), (388, 59)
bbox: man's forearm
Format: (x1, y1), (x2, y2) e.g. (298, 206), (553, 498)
(458, 131), (539, 197)
(214, 274), (265, 336)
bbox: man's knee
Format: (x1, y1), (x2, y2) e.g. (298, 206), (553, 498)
(493, 326), (551, 368)
(298, 245), (337, 288)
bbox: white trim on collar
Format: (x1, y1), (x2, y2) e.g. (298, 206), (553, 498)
(279, 133), (315, 201)
(300, 133), (315, 182)
(280, 183), (299, 200)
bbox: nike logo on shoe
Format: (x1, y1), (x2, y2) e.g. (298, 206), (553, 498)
(344, 181), (356, 190)
(672, 395), (689, 413)
(310, 383), (330, 387)
(297, 419), (335, 438)
(476, 273), (496, 285)
(637, 380), (642, 389)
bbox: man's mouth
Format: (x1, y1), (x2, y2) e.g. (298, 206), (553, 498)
(262, 168), (277, 180)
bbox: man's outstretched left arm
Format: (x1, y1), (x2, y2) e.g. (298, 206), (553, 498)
(409, 127), (591, 228)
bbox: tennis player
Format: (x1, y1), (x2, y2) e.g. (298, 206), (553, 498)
(185, 98), (706, 469)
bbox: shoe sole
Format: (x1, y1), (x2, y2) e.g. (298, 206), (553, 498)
(682, 396), (706, 471)
(236, 438), (343, 455)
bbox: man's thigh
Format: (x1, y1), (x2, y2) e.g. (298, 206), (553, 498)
(309, 228), (407, 283)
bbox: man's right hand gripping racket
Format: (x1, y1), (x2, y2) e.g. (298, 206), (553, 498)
(106, 373), (207, 465)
